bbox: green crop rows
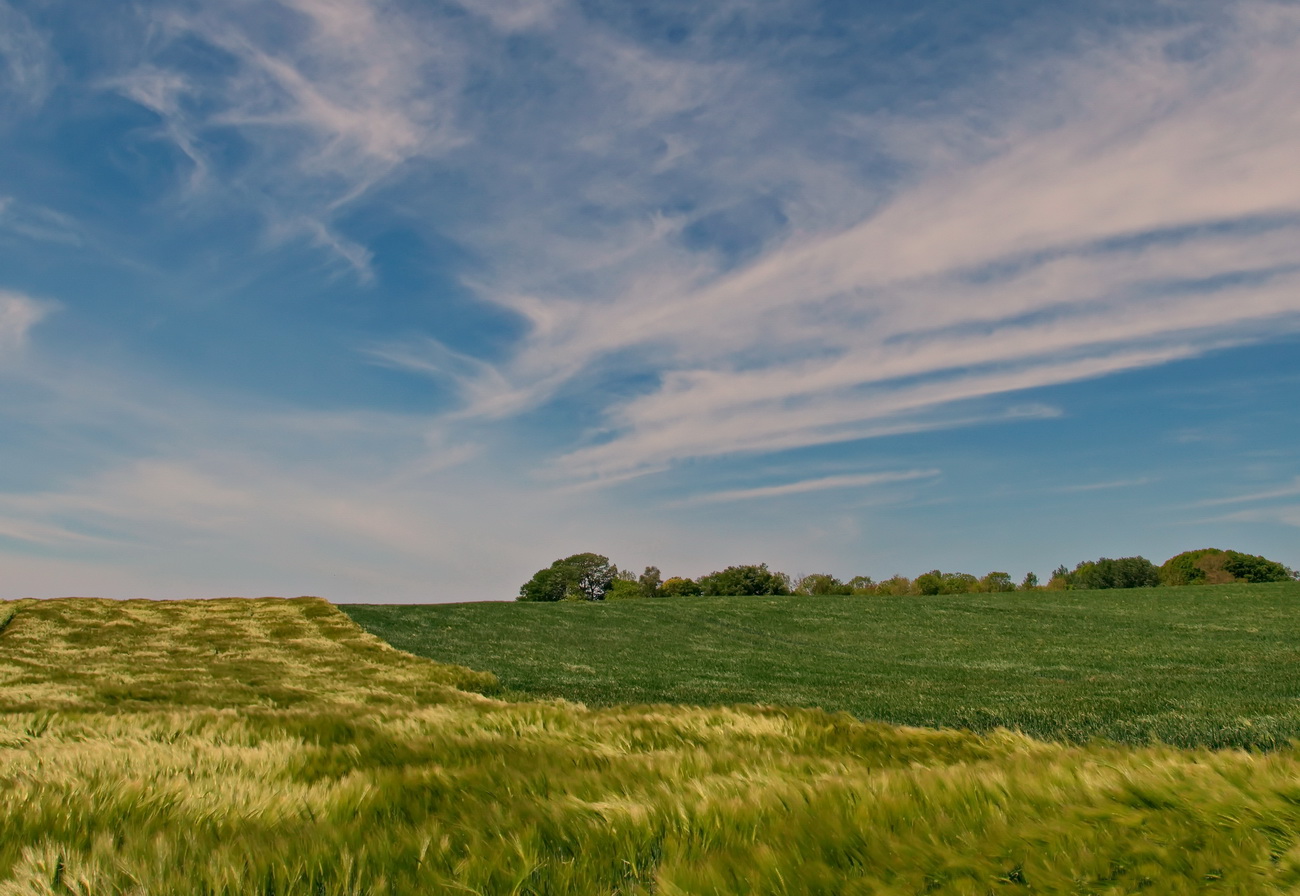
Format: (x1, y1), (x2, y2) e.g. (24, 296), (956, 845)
(344, 581), (1300, 749)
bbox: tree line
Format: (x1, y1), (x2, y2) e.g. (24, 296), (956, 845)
(517, 548), (1298, 601)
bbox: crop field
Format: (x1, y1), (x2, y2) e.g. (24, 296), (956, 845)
(9, 595), (1300, 893)
(344, 582), (1300, 749)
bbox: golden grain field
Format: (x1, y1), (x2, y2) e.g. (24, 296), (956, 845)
(5, 596), (1300, 894)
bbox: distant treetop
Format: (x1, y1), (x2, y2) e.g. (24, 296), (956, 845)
(697, 564), (791, 596)
(1161, 549), (1296, 586)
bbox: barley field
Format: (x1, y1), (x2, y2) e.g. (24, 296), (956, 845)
(8, 595), (1300, 893)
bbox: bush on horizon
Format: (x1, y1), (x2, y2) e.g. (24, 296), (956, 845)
(519, 547), (1296, 603)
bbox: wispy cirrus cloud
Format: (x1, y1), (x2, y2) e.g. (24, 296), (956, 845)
(1056, 478), (1153, 494)
(1194, 478), (1300, 507)
(5, 0), (1300, 601)
(1196, 504), (1300, 529)
(678, 469), (941, 506)
(417, 2), (1300, 482)
(107, 0), (471, 277)
(0, 197), (83, 246)
(0, 1), (56, 112)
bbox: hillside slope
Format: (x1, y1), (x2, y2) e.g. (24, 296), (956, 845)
(5, 597), (1300, 893)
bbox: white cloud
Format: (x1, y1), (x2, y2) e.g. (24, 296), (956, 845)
(438, 3), (1300, 480)
(0, 291), (51, 357)
(108, 0), (469, 277)
(0, 197), (83, 246)
(0, 1), (56, 110)
(1200, 504), (1300, 529)
(680, 469), (941, 505)
(456, 0), (564, 33)
(9, 1), (1300, 601)
(1194, 478), (1300, 507)
(1056, 478), (1152, 494)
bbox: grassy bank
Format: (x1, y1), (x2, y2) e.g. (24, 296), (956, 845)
(9, 595), (1300, 893)
(344, 582), (1300, 748)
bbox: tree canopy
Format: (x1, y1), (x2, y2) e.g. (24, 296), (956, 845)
(1066, 557), (1161, 590)
(659, 576), (703, 597)
(794, 573), (853, 595)
(1161, 549), (1296, 586)
(518, 553), (617, 602)
(519, 547), (1296, 603)
(697, 564), (791, 596)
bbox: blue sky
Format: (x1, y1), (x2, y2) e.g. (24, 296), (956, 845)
(1, 0), (1298, 602)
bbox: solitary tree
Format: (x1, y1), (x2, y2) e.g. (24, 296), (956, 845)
(517, 553), (617, 601)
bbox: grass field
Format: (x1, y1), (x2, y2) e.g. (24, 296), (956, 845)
(10, 594), (1300, 892)
(343, 582), (1300, 749)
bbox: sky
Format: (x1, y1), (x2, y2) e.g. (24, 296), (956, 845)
(1, 0), (1299, 602)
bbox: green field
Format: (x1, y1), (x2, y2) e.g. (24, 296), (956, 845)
(343, 582), (1300, 749)
(10, 593), (1300, 892)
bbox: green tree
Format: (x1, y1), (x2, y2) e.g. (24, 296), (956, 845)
(659, 576), (702, 597)
(1069, 556), (1160, 590)
(980, 571), (1015, 593)
(604, 578), (642, 600)
(847, 575), (876, 594)
(874, 575), (912, 596)
(1160, 549), (1232, 586)
(795, 573), (852, 595)
(517, 565), (568, 602)
(1161, 548), (1295, 585)
(944, 572), (979, 594)
(638, 566), (663, 598)
(913, 570), (979, 595)
(1046, 565), (1071, 590)
(1019, 571), (1039, 591)
(913, 570), (944, 596)
(517, 553), (617, 602)
(1223, 551), (1296, 584)
(697, 563), (791, 596)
